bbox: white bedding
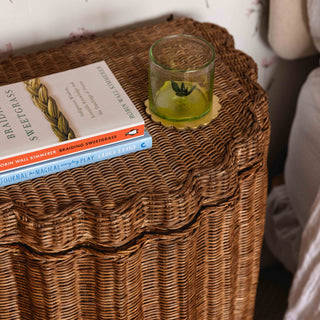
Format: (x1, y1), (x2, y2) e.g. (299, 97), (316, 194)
(265, 0), (320, 318)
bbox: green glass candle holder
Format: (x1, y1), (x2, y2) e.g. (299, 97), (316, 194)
(148, 34), (215, 122)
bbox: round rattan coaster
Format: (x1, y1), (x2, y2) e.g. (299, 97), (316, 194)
(145, 94), (221, 130)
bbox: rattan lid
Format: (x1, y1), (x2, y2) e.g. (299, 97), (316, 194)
(0, 18), (269, 253)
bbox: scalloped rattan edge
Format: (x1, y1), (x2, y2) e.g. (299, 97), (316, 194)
(0, 17), (270, 320)
(0, 161), (266, 319)
(0, 17), (270, 252)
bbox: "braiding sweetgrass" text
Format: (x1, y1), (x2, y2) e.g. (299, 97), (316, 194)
(0, 89), (38, 141)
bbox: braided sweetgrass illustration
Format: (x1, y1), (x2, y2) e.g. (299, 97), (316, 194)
(24, 78), (76, 141)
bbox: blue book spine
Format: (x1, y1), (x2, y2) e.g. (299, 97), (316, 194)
(0, 131), (152, 187)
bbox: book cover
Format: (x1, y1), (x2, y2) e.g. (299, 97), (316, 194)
(0, 130), (152, 187)
(0, 61), (144, 173)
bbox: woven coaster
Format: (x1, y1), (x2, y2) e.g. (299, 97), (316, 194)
(144, 95), (221, 130)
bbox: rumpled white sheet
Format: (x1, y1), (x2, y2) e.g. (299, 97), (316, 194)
(284, 189), (320, 319)
(265, 0), (320, 318)
(265, 186), (302, 273)
(265, 65), (320, 273)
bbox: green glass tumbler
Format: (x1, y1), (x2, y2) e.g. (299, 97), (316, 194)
(148, 34), (215, 122)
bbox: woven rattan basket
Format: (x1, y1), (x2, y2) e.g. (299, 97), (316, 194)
(0, 18), (270, 319)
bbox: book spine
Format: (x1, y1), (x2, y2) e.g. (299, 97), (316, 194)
(0, 124), (145, 173)
(0, 132), (152, 187)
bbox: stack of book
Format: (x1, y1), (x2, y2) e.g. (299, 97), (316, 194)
(0, 61), (152, 187)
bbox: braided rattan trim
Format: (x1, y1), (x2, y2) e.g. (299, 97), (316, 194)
(24, 77), (76, 141)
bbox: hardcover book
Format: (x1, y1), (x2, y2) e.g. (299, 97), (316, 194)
(0, 130), (152, 187)
(0, 61), (144, 173)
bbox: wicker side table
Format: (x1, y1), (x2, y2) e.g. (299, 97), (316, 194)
(0, 18), (270, 319)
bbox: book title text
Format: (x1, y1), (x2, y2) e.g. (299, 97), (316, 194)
(0, 89), (38, 141)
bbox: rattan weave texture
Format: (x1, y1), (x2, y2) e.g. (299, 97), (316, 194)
(0, 18), (270, 319)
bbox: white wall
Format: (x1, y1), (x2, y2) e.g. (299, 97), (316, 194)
(0, 0), (317, 165)
(0, 0), (276, 87)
